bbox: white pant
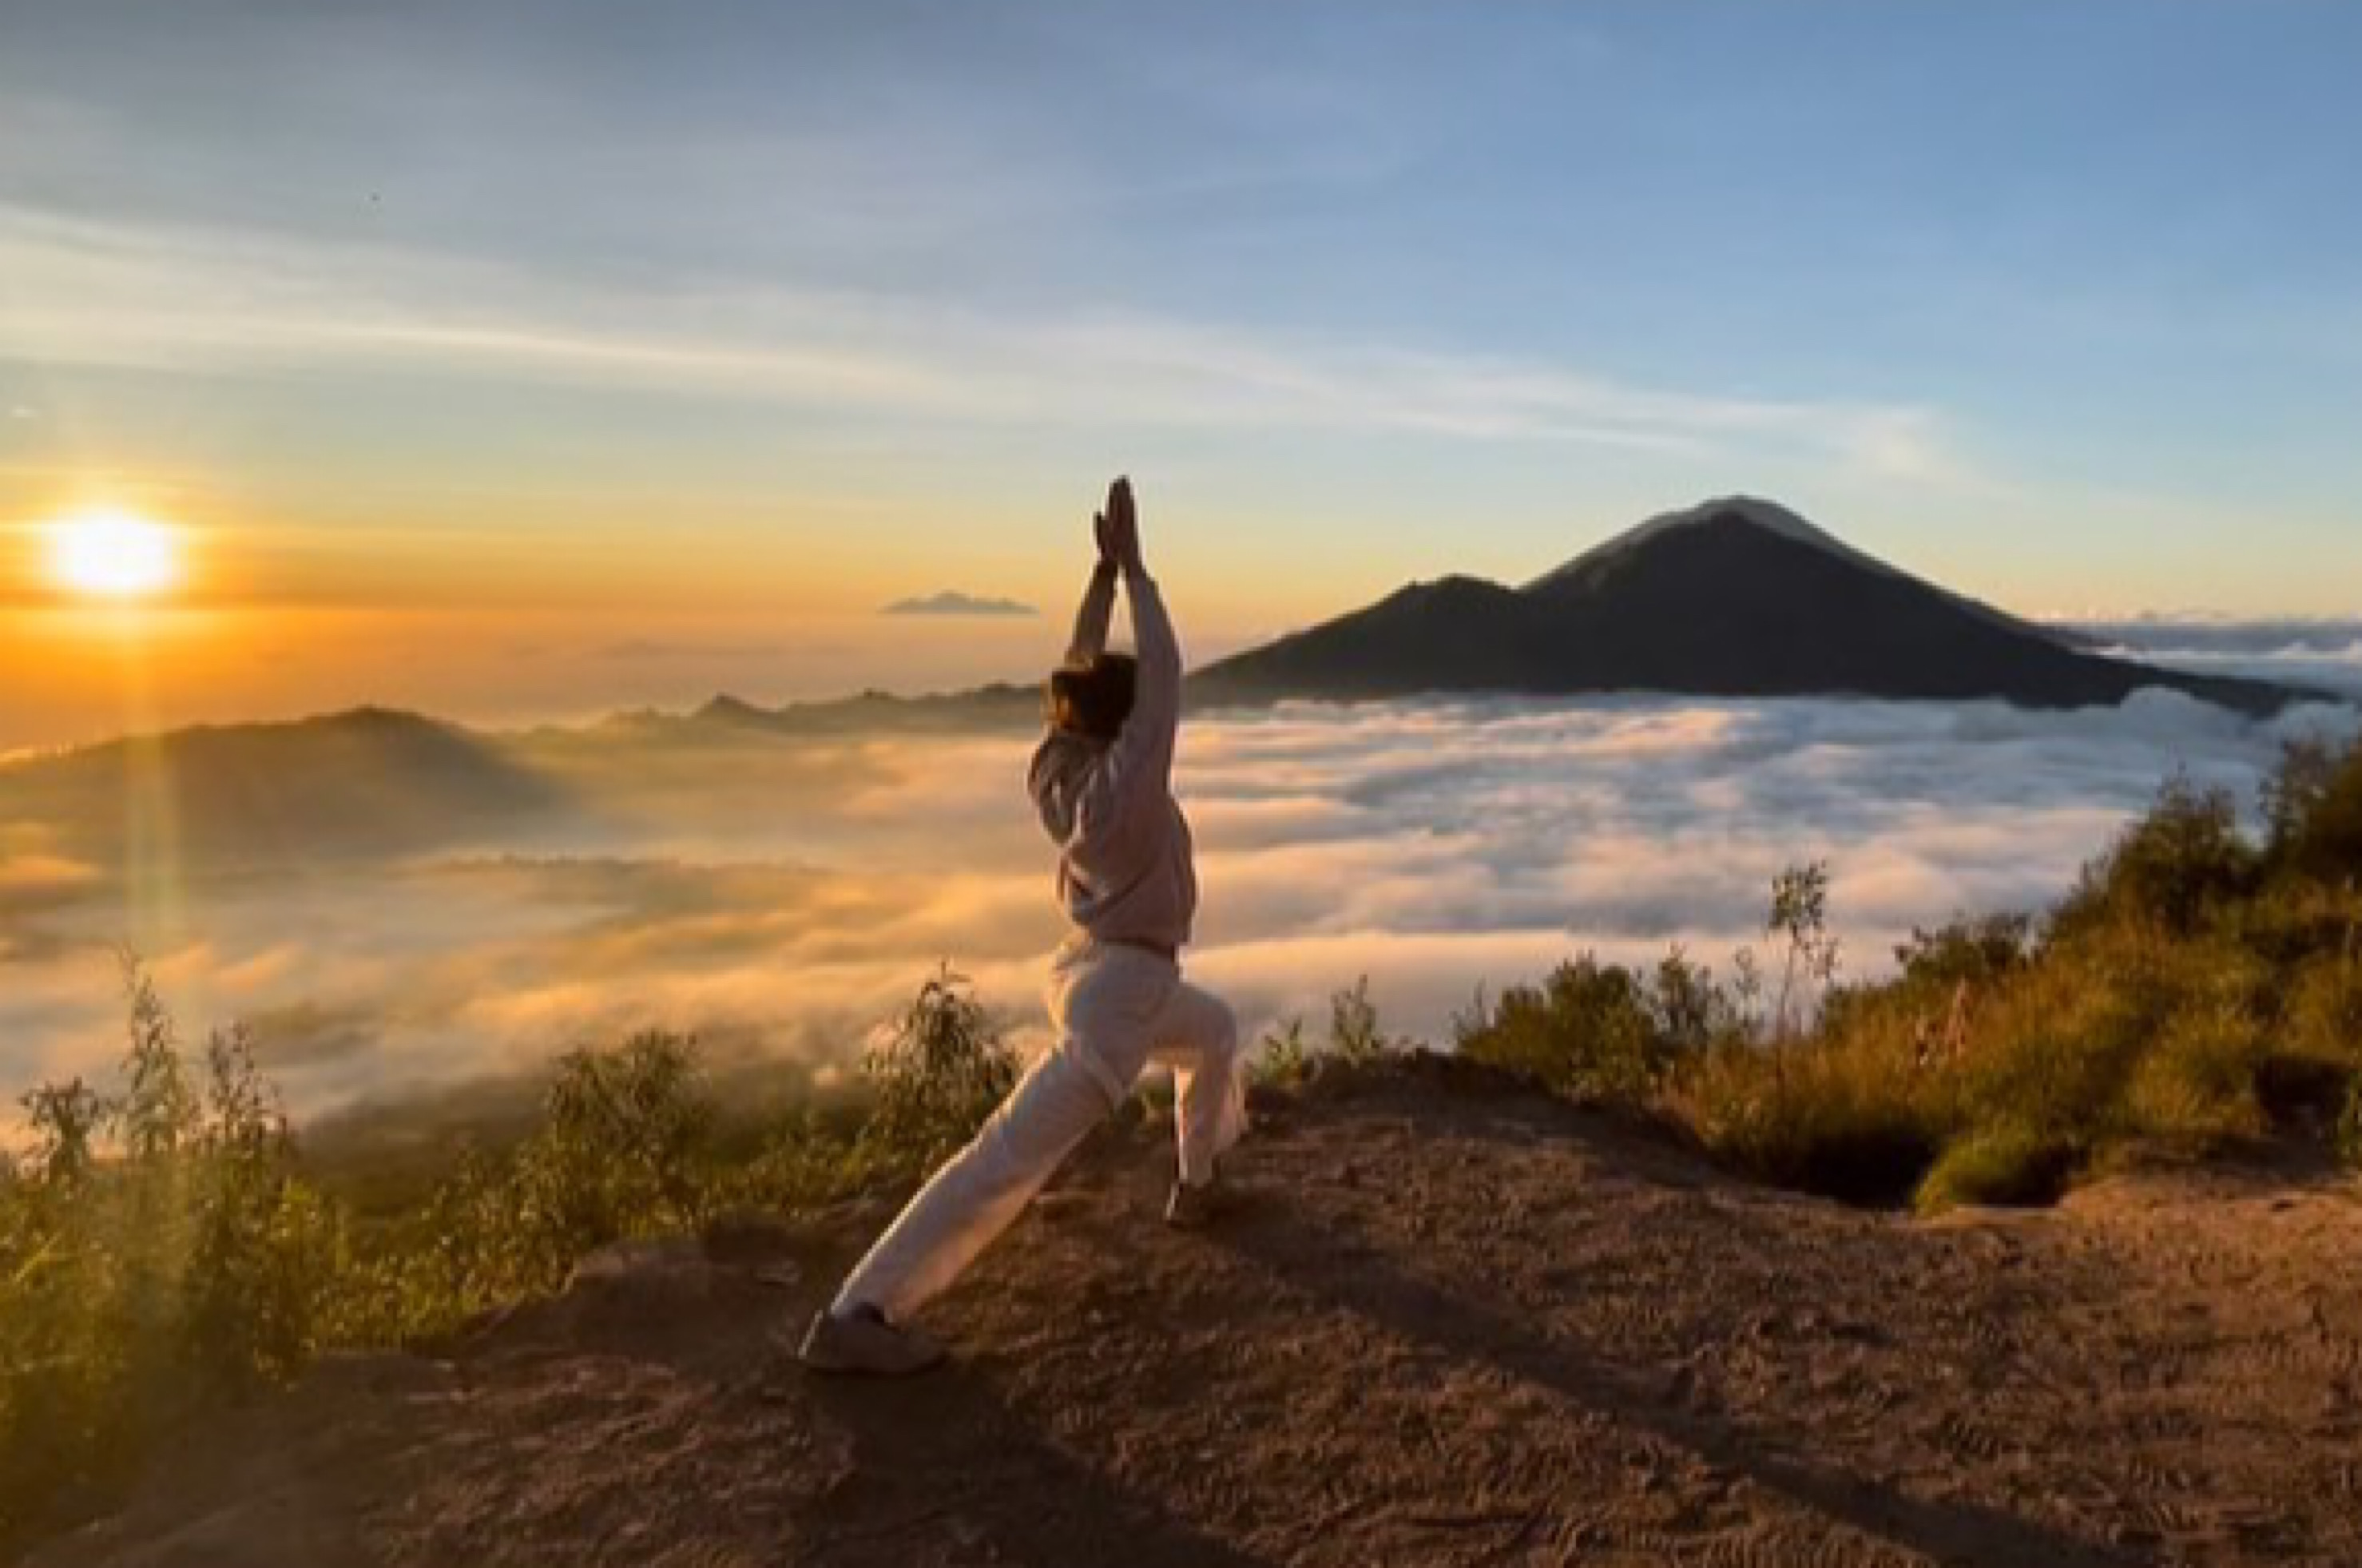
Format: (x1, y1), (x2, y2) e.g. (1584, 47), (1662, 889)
(833, 939), (1247, 1321)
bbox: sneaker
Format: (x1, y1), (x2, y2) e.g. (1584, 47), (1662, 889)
(797, 1303), (946, 1377)
(1164, 1176), (1229, 1230)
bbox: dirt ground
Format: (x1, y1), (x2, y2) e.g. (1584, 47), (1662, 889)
(33, 1058), (2362, 1567)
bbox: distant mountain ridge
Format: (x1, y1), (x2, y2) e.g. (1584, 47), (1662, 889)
(676, 684), (1042, 734)
(0, 707), (566, 867)
(1193, 496), (2319, 716)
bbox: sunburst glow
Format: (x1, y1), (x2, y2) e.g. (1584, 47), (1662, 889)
(45, 508), (182, 599)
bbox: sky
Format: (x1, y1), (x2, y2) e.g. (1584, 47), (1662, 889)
(2, 1), (2360, 748)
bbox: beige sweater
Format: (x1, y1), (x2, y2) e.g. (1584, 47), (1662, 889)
(1026, 563), (1198, 951)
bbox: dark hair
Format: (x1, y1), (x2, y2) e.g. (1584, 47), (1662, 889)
(1047, 653), (1137, 741)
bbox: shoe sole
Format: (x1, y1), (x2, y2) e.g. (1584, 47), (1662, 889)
(788, 1320), (948, 1379)
(796, 1337), (947, 1379)
(800, 1355), (944, 1378)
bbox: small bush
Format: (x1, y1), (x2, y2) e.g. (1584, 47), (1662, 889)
(2053, 776), (2257, 941)
(1894, 914), (2033, 992)
(1650, 947), (1749, 1054)
(1327, 976), (1404, 1065)
(2269, 732), (2362, 884)
(2284, 951), (2362, 1068)
(1, 963), (345, 1548)
(1673, 1022), (1945, 1205)
(2122, 1009), (2268, 1148)
(348, 1030), (724, 1344)
(179, 1025), (345, 1391)
(1915, 1126), (2078, 1213)
(518, 1033), (713, 1260)
(2264, 736), (2343, 858)
(1765, 861), (1843, 1042)
(1252, 1017), (1312, 1087)
(1947, 931), (2175, 1142)
(724, 1109), (878, 1213)
(1456, 955), (1668, 1102)
(859, 965), (1018, 1168)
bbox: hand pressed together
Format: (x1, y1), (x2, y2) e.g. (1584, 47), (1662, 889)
(1094, 475), (1144, 575)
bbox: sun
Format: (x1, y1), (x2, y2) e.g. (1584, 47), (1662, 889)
(46, 507), (183, 599)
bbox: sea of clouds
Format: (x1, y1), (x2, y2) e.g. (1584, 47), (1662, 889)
(2, 668), (2356, 1131)
(2079, 618), (2362, 703)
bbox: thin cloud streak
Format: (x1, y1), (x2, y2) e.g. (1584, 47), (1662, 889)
(0, 206), (1956, 466)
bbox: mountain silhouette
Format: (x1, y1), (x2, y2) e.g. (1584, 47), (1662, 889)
(677, 684), (1043, 734)
(1193, 498), (2316, 715)
(0, 707), (567, 867)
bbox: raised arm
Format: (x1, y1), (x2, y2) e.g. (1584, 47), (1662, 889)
(1119, 566), (1181, 752)
(1061, 559), (1118, 667)
(1101, 476), (1181, 787)
(1043, 477), (1188, 857)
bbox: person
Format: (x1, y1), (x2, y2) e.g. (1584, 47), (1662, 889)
(800, 474), (1248, 1376)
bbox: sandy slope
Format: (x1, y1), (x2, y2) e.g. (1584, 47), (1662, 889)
(34, 1059), (2362, 1567)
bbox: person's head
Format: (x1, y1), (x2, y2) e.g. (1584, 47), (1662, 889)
(1046, 653), (1137, 742)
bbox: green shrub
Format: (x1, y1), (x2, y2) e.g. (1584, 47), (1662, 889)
(179, 1026), (346, 1391)
(1326, 976), (1404, 1065)
(517, 1033), (713, 1261)
(1893, 913), (2034, 993)
(1456, 955), (1669, 1102)
(17, 1077), (105, 1189)
(2285, 951), (2362, 1066)
(859, 965), (1018, 1168)
(1947, 930), (2174, 1141)
(1765, 861), (1843, 1042)
(2237, 876), (2362, 975)
(1650, 947), (1749, 1054)
(330, 1149), (532, 1343)
(339, 1033), (741, 1342)
(1915, 1125), (2078, 1213)
(1, 965), (344, 1549)
(723, 1109), (879, 1213)
(1252, 1016), (1313, 1087)
(1243, 982), (1406, 1078)
(2268, 732), (2362, 884)
(2121, 1002), (2270, 1149)
(2053, 776), (2257, 941)
(1673, 1013), (1946, 1205)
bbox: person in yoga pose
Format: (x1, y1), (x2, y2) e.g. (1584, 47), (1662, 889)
(800, 475), (1245, 1375)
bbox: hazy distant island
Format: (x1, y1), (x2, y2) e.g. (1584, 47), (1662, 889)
(879, 589), (1038, 618)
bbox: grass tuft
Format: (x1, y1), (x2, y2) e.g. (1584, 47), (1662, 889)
(1914, 1126), (2079, 1213)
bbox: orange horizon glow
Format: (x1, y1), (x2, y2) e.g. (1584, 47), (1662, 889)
(0, 468), (2349, 760)
(0, 478), (1344, 753)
